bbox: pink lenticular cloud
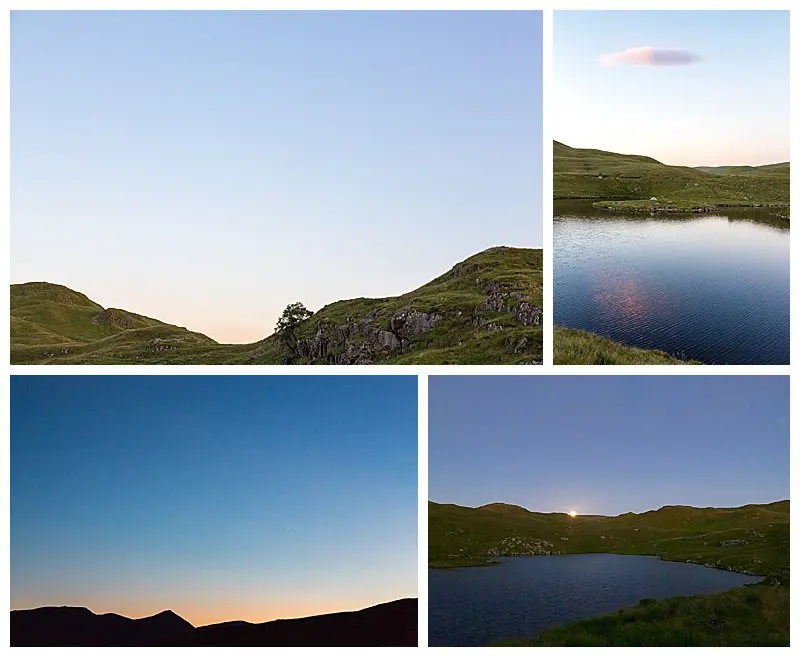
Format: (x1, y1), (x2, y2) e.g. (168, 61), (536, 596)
(600, 46), (700, 67)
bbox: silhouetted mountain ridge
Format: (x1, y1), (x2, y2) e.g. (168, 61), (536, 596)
(11, 598), (417, 646)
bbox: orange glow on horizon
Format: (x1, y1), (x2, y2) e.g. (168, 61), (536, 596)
(11, 594), (410, 628)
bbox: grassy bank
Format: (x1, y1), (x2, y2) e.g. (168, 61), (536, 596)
(504, 584), (788, 646)
(554, 326), (699, 365)
(554, 142), (790, 214)
(593, 199), (788, 214)
(429, 500), (788, 580)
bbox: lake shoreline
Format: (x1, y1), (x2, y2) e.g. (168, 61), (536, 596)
(591, 199), (790, 216)
(429, 553), (771, 646)
(552, 196), (791, 217)
(429, 550), (764, 580)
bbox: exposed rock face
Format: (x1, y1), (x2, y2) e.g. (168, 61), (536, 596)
(294, 309), (440, 364)
(376, 330), (400, 350)
(280, 279), (542, 364)
(146, 337), (179, 352)
(475, 284), (542, 328)
(487, 537), (563, 557)
(390, 310), (440, 338)
(253, 255), (542, 364)
(91, 308), (137, 329)
(515, 302), (542, 326)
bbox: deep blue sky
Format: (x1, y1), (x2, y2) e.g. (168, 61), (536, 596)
(11, 376), (418, 625)
(12, 10), (543, 342)
(430, 376), (788, 515)
(555, 11), (788, 166)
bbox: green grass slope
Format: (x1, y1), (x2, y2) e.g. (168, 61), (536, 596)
(554, 326), (699, 365)
(428, 500), (789, 582)
(11, 282), (170, 346)
(11, 247), (542, 365)
(430, 499), (789, 646)
(696, 162), (789, 175)
(554, 142), (789, 212)
(507, 585), (788, 647)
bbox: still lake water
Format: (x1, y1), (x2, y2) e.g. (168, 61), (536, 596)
(428, 554), (761, 646)
(554, 201), (789, 364)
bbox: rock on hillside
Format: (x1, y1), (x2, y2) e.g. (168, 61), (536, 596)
(255, 246), (543, 365)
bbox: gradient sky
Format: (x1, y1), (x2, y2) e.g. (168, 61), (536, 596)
(11, 376), (418, 626)
(429, 376), (788, 516)
(555, 11), (789, 166)
(11, 10), (543, 343)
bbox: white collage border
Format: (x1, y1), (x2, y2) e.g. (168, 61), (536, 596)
(1, 1), (797, 654)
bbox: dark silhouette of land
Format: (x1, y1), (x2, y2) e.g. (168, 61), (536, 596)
(11, 598), (418, 647)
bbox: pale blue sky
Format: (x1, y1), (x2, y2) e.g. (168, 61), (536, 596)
(555, 11), (788, 167)
(430, 376), (789, 516)
(12, 11), (543, 342)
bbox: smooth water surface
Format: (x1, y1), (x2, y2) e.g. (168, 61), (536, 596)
(554, 201), (789, 364)
(428, 554), (761, 646)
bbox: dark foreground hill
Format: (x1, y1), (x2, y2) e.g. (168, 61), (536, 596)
(10, 246), (542, 365)
(11, 598), (418, 647)
(554, 141), (789, 212)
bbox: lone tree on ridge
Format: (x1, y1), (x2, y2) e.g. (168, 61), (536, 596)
(275, 302), (313, 362)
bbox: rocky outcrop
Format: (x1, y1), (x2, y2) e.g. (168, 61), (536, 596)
(91, 308), (138, 329)
(475, 284), (542, 328)
(487, 537), (563, 557)
(294, 309), (440, 364)
(283, 280), (541, 364)
(390, 310), (440, 337)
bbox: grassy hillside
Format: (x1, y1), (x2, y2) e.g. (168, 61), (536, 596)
(430, 500), (789, 646)
(696, 162), (789, 175)
(428, 500), (789, 583)
(554, 326), (699, 365)
(11, 247), (542, 365)
(554, 142), (789, 212)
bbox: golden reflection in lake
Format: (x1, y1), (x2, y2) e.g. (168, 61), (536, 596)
(592, 271), (656, 323)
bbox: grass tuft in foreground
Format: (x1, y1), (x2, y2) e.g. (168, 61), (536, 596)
(554, 326), (699, 365)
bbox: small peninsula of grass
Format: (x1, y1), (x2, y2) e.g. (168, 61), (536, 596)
(554, 327), (699, 365)
(593, 199), (789, 214)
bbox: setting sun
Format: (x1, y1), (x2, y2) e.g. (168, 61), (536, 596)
(569, 510), (578, 518)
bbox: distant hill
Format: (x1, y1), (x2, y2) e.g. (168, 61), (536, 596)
(429, 500), (789, 583)
(695, 163), (789, 175)
(10, 246), (542, 365)
(11, 607), (195, 646)
(554, 141), (789, 211)
(11, 598), (418, 647)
